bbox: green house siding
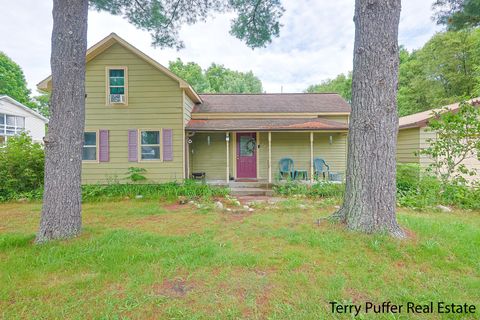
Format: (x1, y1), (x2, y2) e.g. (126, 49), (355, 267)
(190, 132), (227, 180)
(313, 133), (347, 174)
(397, 128), (420, 164)
(82, 43), (185, 184)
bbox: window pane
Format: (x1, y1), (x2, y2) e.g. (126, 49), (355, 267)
(16, 117), (25, 128)
(6, 130), (15, 135)
(141, 146), (160, 160)
(0, 114), (4, 125)
(110, 87), (125, 94)
(141, 131), (159, 145)
(109, 69), (124, 78)
(110, 77), (124, 86)
(84, 132), (97, 146)
(240, 136), (255, 156)
(6, 115), (15, 126)
(82, 146), (96, 160)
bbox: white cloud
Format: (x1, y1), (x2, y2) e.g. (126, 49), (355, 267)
(0, 0), (441, 94)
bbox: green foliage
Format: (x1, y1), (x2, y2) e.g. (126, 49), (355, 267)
(419, 100), (480, 184)
(0, 134), (44, 201)
(305, 29), (480, 116)
(81, 180), (229, 202)
(169, 59), (263, 93)
(126, 167), (147, 182)
(89, 0), (284, 49)
(396, 164), (480, 209)
(305, 72), (352, 103)
(433, 0), (480, 30)
(31, 91), (50, 117)
(273, 181), (345, 198)
(0, 52), (31, 105)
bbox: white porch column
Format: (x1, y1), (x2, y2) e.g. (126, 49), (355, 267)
(310, 132), (314, 183)
(268, 132), (272, 183)
(226, 132), (230, 183)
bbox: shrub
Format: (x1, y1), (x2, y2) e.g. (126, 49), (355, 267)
(0, 134), (44, 201)
(274, 181), (344, 198)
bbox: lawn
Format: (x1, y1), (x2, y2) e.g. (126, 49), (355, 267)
(0, 198), (479, 319)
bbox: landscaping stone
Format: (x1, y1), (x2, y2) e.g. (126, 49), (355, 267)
(436, 205), (452, 213)
(135, 195), (143, 199)
(248, 208), (254, 212)
(299, 204), (307, 210)
(233, 200), (241, 206)
(334, 205), (341, 209)
(215, 201), (224, 210)
(243, 205), (249, 210)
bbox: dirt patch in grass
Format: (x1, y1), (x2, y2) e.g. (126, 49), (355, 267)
(344, 287), (370, 303)
(152, 278), (196, 298)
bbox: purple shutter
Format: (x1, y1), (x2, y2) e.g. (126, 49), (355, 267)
(99, 129), (109, 162)
(128, 129), (138, 162)
(163, 129), (173, 161)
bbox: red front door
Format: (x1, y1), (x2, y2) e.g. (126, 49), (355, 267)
(236, 132), (257, 178)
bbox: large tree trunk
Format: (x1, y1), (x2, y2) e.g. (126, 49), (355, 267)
(334, 0), (405, 238)
(36, 0), (88, 243)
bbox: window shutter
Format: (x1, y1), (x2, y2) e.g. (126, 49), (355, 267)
(128, 129), (138, 162)
(99, 130), (109, 162)
(163, 129), (173, 161)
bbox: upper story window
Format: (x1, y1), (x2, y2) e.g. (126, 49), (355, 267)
(0, 113), (25, 136)
(107, 67), (128, 105)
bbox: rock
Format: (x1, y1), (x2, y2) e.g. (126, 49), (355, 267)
(178, 196), (188, 204)
(215, 201), (224, 210)
(17, 198), (28, 203)
(233, 200), (241, 206)
(248, 208), (254, 212)
(188, 200), (195, 205)
(243, 205), (250, 210)
(299, 204), (307, 210)
(226, 208), (232, 212)
(436, 205), (452, 213)
(135, 195), (143, 199)
(334, 205), (341, 209)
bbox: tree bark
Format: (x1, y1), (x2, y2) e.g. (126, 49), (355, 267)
(36, 0), (88, 243)
(333, 0), (405, 238)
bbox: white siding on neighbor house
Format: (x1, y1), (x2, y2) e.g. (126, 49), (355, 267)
(0, 99), (46, 143)
(397, 128), (420, 163)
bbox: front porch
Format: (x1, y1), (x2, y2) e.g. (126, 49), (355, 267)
(186, 131), (348, 184)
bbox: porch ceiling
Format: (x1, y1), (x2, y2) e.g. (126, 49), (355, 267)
(185, 118), (349, 131)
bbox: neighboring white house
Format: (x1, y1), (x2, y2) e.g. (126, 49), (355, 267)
(0, 95), (48, 144)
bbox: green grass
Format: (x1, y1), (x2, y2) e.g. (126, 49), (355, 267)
(0, 199), (479, 319)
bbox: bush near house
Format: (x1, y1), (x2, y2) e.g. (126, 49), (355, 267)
(0, 134), (44, 201)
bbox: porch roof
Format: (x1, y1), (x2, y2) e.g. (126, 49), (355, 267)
(185, 118), (349, 131)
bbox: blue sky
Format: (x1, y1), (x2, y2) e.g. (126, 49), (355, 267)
(0, 0), (441, 94)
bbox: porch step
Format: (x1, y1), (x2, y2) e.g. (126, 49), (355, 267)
(229, 181), (271, 188)
(230, 187), (274, 197)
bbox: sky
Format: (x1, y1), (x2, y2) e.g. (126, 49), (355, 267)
(0, 0), (441, 94)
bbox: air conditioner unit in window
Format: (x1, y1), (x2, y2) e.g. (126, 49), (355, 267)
(109, 94), (125, 104)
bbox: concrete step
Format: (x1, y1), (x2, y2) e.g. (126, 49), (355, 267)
(229, 181), (271, 188)
(230, 187), (274, 196)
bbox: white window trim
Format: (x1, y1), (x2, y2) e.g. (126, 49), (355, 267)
(0, 113), (25, 136)
(138, 129), (163, 162)
(82, 130), (99, 163)
(105, 66), (128, 106)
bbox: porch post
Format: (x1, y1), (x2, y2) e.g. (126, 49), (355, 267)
(226, 132), (230, 183)
(310, 132), (314, 183)
(268, 131), (272, 183)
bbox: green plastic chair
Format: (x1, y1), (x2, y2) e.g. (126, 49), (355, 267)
(314, 158), (330, 180)
(279, 158), (294, 180)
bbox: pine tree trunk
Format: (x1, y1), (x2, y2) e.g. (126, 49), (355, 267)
(36, 0), (88, 243)
(334, 0), (405, 238)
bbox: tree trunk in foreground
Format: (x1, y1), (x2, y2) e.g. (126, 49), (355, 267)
(334, 0), (405, 238)
(36, 0), (88, 243)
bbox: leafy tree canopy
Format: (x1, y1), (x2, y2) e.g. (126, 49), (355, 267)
(0, 52), (31, 105)
(433, 0), (480, 30)
(90, 0), (284, 49)
(305, 29), (480, 116)
(305, 72), (352, 103)
(169, 58), (263, 93)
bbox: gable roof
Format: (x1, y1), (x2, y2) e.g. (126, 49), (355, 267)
(399, 97), (480, 130)
(0, 95), (48, 123)
(36, 33), (201, 103)
(193, 93), (351, 114)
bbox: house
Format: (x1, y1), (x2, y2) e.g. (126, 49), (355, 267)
(0, 95), (48, 145)
(397, 98), (480, 182)
(37, 33), (350, 184)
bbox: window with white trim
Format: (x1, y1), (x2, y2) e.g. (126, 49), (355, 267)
(82, 132), (97, 161)
(107, 68), (127, 104)
(0, 113), (25, 137)
(140, 130), (160, 160)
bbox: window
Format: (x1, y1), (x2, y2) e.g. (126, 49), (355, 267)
(107, 67), (127, 105)
(0, 113), (25, 136)
(83, 132), (97, 161)
(140, 130), (160, 160)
